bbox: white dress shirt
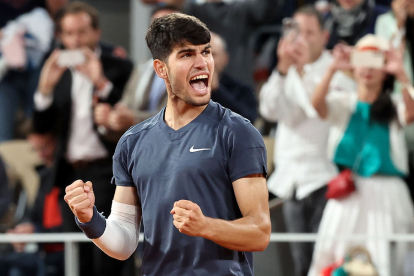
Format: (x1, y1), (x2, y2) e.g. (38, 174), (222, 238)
(34, 69), (113, 163)
(260, 51), (356, 200)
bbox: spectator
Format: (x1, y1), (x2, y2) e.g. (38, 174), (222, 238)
(94, 5), (178, 137)
(32, 2), (133, 276)
(0, 0), (68, 142)
(259, 6), (355, 276)
(308, 36), (414, 276)
(210, 32), (258, 122)
(325, 0), (388, 49)
(376, 0), (414, 200)
(141, 0), (283, 87)
(0, 132), (64, 276)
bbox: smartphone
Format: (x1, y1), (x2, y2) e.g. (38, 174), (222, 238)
(282, 18), (299, 41)
(351, 51), (384, 69)
(57, 50), (85, 67)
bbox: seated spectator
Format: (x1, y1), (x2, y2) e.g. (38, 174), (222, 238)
(32, 2), (133, 276)
(141, 0), (283, 87)
(308, 36), (414, 276)
(325, 0), (388, 49)
(259, 6), (355, 276)
(0, 132), (64, 276)
(94, 5), (177, 137)
(210, 32), (258, 123)
(0, 0), (68, 142)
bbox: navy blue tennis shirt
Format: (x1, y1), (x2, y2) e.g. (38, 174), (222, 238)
(111, 100), (267, 276)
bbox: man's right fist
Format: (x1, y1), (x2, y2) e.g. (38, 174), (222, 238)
(64, 180), (95, 223)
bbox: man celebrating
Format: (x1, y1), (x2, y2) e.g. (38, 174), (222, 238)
(64, 13), (271, 276)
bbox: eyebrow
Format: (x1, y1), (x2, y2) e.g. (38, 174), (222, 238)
(176, 44), (212, 55)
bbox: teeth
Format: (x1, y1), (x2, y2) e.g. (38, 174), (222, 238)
(190, 74), (208, 81)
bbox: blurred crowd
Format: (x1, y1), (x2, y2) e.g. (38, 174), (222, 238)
(0, 0), (414, 276)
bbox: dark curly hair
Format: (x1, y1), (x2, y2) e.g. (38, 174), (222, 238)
(145, 13), (211, 62)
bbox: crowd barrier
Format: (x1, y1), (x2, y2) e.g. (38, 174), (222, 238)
(1, 233), (413, 276)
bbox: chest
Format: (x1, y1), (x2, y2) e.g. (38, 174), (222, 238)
(130, 126), (230, 195)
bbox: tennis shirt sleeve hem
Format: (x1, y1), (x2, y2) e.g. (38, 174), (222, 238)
(230, 165), (267, 183)
(111, 177), (134, 187)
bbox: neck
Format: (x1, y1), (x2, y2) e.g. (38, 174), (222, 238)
(310, 49), (324, 64)
(164, 92), (208, 131)
(358, 84), (381, 103)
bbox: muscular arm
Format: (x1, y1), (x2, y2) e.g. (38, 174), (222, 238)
(172, 174), (271, 252)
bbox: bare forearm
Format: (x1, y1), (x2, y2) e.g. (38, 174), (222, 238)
(312, 66), (336, 118)
(202, 214), (271, 252)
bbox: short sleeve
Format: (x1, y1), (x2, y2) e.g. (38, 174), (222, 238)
(227, 120), (267, 183)
(111, 137), (134, 187)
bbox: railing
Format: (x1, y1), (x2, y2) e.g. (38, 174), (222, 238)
(1, 233), (414, 276)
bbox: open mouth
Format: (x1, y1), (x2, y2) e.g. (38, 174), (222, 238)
(189, 74), (209, 92)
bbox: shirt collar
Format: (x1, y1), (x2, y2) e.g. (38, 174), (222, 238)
(303, 50), (331, 73)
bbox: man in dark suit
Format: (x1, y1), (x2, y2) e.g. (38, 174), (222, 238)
(32, 2), (133, 276)
(210, 32), (258, 123)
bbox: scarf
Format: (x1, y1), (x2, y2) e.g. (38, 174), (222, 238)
(326, 0), (374, 41)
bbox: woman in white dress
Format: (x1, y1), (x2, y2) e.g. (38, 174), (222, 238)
(308, 35), (414, 276)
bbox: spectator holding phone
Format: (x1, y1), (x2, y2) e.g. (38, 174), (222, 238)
(376, 0), (414, 200)
(32, 2), (133, 276)
(259, 6), (356, 276)
(308, 35), (414, 276)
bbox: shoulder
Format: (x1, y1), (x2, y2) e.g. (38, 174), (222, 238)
(376, 10), (394, 23)
(114, 112), (161, 157)
(213, 103), (264, 147)
(101, 54), (134, 71)
(326, 91), (358, 121)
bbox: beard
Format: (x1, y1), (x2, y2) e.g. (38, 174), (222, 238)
(168, 74), (211, 107)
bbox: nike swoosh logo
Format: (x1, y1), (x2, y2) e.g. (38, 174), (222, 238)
(189, 146), (211, 152)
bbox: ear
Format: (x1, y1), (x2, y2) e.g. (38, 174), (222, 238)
(153, 59), (168, 80)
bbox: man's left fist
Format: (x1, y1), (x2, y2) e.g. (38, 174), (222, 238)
(170, 200), (208, 237)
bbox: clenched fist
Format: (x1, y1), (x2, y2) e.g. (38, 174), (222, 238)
(170, 200), (209, 237)
(64, 180), (95, 223)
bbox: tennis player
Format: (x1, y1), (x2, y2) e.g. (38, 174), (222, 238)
(64, 13), (271, 275)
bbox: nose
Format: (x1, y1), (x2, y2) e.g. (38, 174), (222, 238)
(193, 53), (208, 70)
